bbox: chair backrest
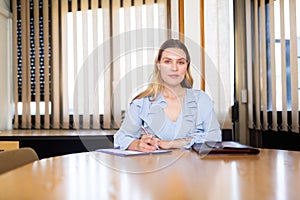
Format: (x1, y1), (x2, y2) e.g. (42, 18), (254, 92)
(0, 147), (39, 174)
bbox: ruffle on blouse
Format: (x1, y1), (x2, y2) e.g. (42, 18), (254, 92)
(134, 89), (204, 138)
(178, 89), (199, 138)
(131, 95), (167, 135)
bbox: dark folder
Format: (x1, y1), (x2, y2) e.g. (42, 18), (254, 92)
(192, 141), (260, 155)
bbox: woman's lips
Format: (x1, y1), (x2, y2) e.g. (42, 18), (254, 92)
(168, 74), (180, 78)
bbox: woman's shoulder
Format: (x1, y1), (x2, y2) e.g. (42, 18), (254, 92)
(131, 96), (148, 105)
(130, 96), (154, 108)
(186, 89), (214, 108)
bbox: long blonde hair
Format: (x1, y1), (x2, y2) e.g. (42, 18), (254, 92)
(133, 39), (193, 101)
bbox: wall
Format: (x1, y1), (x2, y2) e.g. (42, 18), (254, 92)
(0, 0), (12, 130)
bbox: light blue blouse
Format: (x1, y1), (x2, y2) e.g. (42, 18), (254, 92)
(114, 89), (222, 150)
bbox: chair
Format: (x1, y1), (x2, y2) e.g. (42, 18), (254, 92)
(0, 147), (39, 174)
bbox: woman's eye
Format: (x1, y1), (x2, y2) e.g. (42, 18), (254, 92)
(178, 61), (186, 65)
(164, 60), (171, 64)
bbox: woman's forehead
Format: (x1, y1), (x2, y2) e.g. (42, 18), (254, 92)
(161, 48), (186, 59)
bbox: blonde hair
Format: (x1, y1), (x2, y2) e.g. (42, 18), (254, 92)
(133, 39), (193, 101)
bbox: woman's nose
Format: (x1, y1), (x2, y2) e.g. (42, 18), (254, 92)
(171, 62), (178, 71)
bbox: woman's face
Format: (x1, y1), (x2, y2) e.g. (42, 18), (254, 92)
(158, 48), (188, 88)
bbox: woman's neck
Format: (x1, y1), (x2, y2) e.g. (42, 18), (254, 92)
(162, 86), (186, 99)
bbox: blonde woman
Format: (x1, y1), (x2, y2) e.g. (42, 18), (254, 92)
(114, 39), (221, 152)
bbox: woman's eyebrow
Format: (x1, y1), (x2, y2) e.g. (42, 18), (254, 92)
(161, 57), (186, 60)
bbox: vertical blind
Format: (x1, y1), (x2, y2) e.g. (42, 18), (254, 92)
(13, 0), (52, 129)
(13, 0), (233, 131)
(13, 0), (168, 129)
(245, 0), (299, 132)
(204, 0), (234, 130)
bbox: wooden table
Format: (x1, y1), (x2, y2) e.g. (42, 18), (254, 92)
(0, 148), (299, 200)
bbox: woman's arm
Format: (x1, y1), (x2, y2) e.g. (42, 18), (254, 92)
(114, 100), (144, 150)
(158, 138), (193, 149)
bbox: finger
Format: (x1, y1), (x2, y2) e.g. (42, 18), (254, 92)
(138, 140), (157, 152)
(139, 144), (157, 152)
(141, 134), (153, 139)
(148, 138), (160, 147)
(140, 137), (154, 144)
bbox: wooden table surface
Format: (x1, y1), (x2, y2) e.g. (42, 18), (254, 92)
(0, 148), (299, 200)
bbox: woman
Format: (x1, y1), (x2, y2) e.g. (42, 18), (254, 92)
(114, 39), (221, 152)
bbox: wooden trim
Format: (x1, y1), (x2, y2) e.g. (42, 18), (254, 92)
(178, 0), (184, 42)
(167, 0), (171, 38)
(200, 0), (205, 91)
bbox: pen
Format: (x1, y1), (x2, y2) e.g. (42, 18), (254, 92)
(141, 125), (160, 150)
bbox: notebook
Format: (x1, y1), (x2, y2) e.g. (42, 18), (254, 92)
(96, 148), (172, 156)
(192, 141), (260, 155)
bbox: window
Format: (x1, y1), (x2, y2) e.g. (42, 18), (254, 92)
(246, 0), (300, 131)
(265, 0), (300, 111)
(13, 0), (52, 128)
(13, 0), (169, 129)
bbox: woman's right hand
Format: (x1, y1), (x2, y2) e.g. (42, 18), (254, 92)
(127, 134), (160, 152)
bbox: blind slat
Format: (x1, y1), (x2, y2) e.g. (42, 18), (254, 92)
(61, 0), (69, 129)
(269, 0), (277, 131)
(103, 0), (112, 129)
(246, 0), (254, 129)
(81, 0), (90, 129)
(52, 0), (60, 129)
(134, 0), (145, 115)
(43, 0), (50, 129)
(34, 0), (41, 129)
(280, 0), (288, 131)
(110, 0), (121, 129)
(20, 0), (30, 128)
(145, 0), (155, 87)
(289, 0), (299, 133)
(170, 0), (179, 39)
(71, 0), (79, 129)
(260, 0), (268, 130)
(91, 0), (100, 129)
(12, 0), (18, 129)
(120, 0), (133, 128)
(253, 0), (261, 130)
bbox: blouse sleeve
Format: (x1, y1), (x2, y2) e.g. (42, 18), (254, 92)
(187, 91), (222, 147)
(113, 99), (144, 150)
